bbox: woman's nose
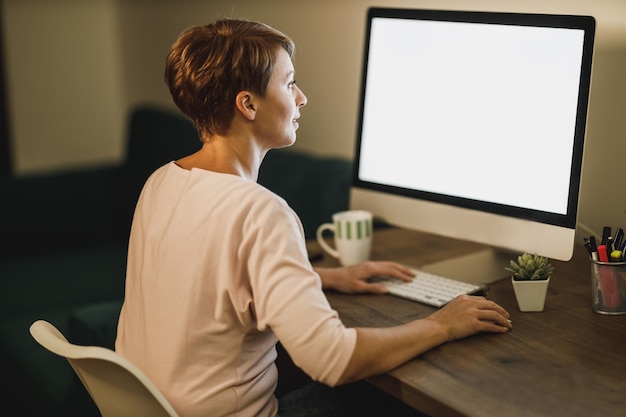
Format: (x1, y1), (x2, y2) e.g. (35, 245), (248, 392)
(296, 85), (307, 107)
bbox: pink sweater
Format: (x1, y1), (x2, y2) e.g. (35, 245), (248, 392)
(116, 162), (356, 417)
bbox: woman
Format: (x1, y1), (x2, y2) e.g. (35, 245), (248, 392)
(116, 18), (511, 417)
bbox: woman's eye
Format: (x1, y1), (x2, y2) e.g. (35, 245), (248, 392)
(288, 80), (297, 88)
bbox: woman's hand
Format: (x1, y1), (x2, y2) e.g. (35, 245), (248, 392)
(315, 261), (414, 294)
(426, 294), (513, 340)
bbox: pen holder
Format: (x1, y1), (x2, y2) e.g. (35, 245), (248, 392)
(590, 259), (626, 315)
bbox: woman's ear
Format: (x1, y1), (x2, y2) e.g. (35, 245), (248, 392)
(235, 91), (257, 121)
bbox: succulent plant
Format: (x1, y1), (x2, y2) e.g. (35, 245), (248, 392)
(505, 253), (554, 281)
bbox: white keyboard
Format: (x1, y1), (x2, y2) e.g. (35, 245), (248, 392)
(371, 268), (485, 307)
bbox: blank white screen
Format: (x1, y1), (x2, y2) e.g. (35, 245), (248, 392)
(358, 18), (585, 215)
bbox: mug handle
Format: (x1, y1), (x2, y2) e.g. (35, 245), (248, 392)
(316, 223), (339, 259)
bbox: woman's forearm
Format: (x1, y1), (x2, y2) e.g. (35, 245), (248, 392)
(336, 318), (448, 385)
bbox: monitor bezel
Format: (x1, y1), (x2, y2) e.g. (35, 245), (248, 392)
(351, 7), (596, 230)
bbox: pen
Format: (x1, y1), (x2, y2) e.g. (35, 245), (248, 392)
(597, 244), (609, 262)
(589, 235), (599, 261)
(614, 228), (624, 250)
(607, 236), (614, 254)
(601, 226), (612, 245)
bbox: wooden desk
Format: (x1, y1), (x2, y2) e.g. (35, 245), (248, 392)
(311, 227), (626, 417)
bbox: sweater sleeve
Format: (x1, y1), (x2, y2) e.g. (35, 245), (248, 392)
(242, 191), (357, 386)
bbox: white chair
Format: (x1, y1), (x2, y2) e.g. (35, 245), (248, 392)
(29, 319), (179, 417)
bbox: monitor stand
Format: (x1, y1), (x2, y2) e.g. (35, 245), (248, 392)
(420, 248), (514, 286)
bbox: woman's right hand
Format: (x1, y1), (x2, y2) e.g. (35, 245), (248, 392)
(425, 295), (512, 342)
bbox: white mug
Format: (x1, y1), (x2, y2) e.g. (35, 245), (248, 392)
(316, 210), (373, 266)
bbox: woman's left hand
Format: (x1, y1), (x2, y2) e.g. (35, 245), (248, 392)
(315, 261), (414, 294)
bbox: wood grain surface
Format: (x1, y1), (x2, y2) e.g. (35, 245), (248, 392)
(311, 227), (626, 417)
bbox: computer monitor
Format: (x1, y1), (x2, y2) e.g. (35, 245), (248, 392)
(350, 7), (596, 284)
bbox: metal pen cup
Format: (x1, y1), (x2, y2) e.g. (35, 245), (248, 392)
(590, 258), (626, 315)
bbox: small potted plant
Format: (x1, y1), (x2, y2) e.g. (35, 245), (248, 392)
(505, 253), (554, 312)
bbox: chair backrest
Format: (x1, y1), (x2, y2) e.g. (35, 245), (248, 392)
(29, 320), (179, 417)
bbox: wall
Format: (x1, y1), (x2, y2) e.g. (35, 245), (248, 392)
(3, 0), (626, 239)
(3, 0), (124, 173)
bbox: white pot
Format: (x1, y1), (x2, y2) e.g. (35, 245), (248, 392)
(511, 276), (550, 312)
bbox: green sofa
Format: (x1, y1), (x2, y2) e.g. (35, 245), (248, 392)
(0, 104), (352, 417)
